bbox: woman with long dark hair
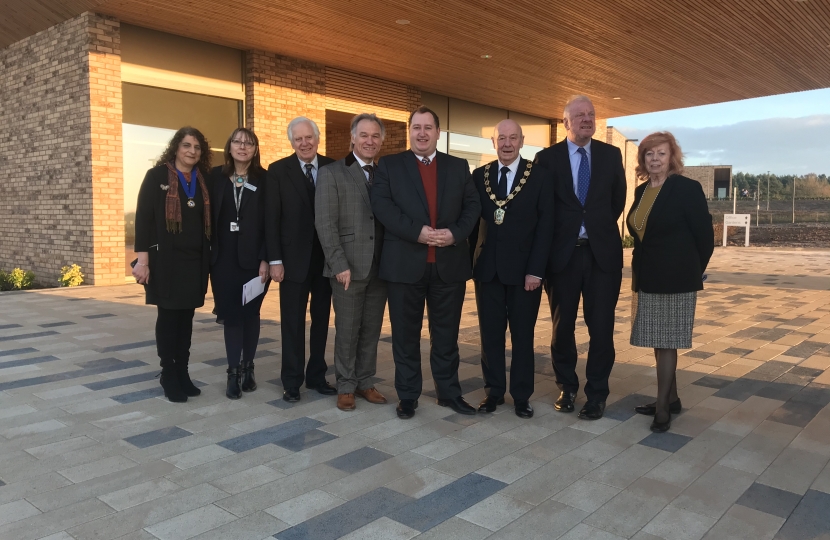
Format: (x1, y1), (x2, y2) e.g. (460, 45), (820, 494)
(209, 128), (270, 399)
(132, 127), (212, 403)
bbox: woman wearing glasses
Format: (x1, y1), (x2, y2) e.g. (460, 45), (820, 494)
(209, 128), (270, 399)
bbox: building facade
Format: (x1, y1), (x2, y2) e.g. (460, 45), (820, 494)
(684, 165), (734, 200)
(1, 12), (641, 285)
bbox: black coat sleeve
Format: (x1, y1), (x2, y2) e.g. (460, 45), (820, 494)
(611, 146), (627, 219)
(448, 164), (482, 244)
(685, 181), (715, 273)
(527, 165), (555, 278)
(134, 169), (158, 252)
(264, 163), (283, 261)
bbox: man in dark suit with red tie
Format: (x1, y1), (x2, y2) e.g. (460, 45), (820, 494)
(534, 95), (627, 420)
(371, 106), (482, 419)
(471, 119), (554, 419)
(265, 117), (337, 402)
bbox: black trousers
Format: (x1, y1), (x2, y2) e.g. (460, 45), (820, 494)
(545, 245), (621, 401)
(224, 312), (261, 368)
(387, 263), (466, 401)
(279, 270), (332, 389)
(156, 307), (195, 368)
(475, 278), (542, 402)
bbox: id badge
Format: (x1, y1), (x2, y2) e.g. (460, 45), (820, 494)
(230, 222), (239, 232)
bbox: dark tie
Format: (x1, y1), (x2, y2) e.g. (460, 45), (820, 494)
(305, 163), (315, 188)
(576, 147), (590, 205)
(497, 166), (509, 200)
(363, 165), (374, 187)
(421, 157), (431, 166)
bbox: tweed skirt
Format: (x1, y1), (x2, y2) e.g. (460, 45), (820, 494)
(630, 291), (697, 349)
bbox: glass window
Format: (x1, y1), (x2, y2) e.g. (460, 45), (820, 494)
(122, 83), (242, 275)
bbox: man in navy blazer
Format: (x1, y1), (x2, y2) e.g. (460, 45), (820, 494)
(371, 106), (481, 419)
(534, 95), (627, 420)
(471, 119), (554, 419)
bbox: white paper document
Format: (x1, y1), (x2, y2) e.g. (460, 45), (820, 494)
(242, 276), (266, 305)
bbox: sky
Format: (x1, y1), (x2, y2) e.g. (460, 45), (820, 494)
(607, 88), (830, 176)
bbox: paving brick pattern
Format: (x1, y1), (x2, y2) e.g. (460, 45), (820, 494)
(1, 248), (829, 539)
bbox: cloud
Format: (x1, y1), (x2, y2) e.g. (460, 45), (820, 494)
(611, 115), (830, 175)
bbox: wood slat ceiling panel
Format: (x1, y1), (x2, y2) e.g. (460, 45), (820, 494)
(4, 0), (829, 119)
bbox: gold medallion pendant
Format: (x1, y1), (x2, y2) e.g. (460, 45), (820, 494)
(494, 208), (505, 225)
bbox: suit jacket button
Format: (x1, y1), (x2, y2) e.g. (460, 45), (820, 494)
(583, 210), (587, 214)
(370, 216), (374, 220)
(370, 236), (374, 240)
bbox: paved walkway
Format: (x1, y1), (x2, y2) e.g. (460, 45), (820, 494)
(1, 248), (829, 540)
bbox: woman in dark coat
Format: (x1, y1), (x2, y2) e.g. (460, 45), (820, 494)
(132, 127), (212, 403)
(626, 131), (714, 432)
(209, 128), (270, 399)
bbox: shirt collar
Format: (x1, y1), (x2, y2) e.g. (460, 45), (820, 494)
(497, 157), (522, 176)
(566, 137), (591, 156)
(298, 154), (319, 170)
(413, 150), (437, 163)
(352, 152), (372, 169)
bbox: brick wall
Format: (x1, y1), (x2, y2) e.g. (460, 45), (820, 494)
(380, 121), (408, 157)
(246, 51), (327, 165)
(325, 124), (352, 161)
(0, 12), (123, 286)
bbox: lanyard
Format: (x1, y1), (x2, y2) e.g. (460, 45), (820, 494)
(176, 169), (197, 199)
(233, 183), (244, 221)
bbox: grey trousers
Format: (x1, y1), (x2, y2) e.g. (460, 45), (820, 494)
(330, 265), (387, 394)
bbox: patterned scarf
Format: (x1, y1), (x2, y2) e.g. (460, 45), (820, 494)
(164, 162), (211, 238)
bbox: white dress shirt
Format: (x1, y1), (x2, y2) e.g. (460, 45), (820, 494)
(566, 138), (591, 239)
(413, 150), (437, 164)
(353, 152), (372, 181)
(496, 157), (521, 192)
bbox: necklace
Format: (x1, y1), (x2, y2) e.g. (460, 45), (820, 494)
(633, 183), (663, 231)
(483, 160), (533, 225)
(233, 172), (247, 185)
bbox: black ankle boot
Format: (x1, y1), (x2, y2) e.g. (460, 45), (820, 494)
(226, 367), (242, 399)
(176, 359), (201, 397)
(240, 361), (257, 392)
(159, 367), (187, 403)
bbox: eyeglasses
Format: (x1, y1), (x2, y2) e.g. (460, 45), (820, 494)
(231, 140), (256, 148)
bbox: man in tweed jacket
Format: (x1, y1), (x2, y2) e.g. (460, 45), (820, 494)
(315, 113), (388, 411)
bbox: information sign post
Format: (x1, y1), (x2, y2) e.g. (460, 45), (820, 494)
(723, 213), (750, 247)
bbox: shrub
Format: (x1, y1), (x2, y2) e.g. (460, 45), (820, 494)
(0, 270), (9, 291)
(7, 268), (35, 290)
(59, 264), (85, 287)
(622, 235), (635, 248)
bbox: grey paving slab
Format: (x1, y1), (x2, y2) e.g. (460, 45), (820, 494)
(325, 446), (393, 474)
(274, 428), (338, 452)
(216, 417), (326, 453)
(638, 431), (694, 453)
(735, 482), (803, 520)
(123, 426), (193, 448)
(773, 489), (830, 540)
(276, 487), (413, 540)
(388, 473), (507, 532)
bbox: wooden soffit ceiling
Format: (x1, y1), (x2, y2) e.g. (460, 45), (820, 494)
(4, 0), (830, 119)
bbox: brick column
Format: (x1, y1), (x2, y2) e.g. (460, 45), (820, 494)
(88, 15), (124, 285)
(246, 51), (327, 164)
(0, 12), (123, 286)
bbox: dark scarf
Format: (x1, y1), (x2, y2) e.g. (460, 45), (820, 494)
(164, 162), (211, 238)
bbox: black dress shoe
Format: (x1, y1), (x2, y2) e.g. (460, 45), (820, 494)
(477, 395), (504, 413)
(635, 399), (682, 416)
(240, 361), (257, 393)
(437, 396), (476, 415)
(307, 380), (337, 395)
(578, 400), (606, 420)
(650, 413), (672, 432)
(396, 399), (418, 419)
(554, 391), (577, 413)
(283, 387), (301, 402)
(514, 400), (534, 419)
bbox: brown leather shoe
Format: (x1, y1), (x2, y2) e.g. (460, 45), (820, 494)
(355, 387), (388, 404)
(337, 393), (356, 411)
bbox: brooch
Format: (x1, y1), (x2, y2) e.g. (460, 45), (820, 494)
(160, 184), (169, 191)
